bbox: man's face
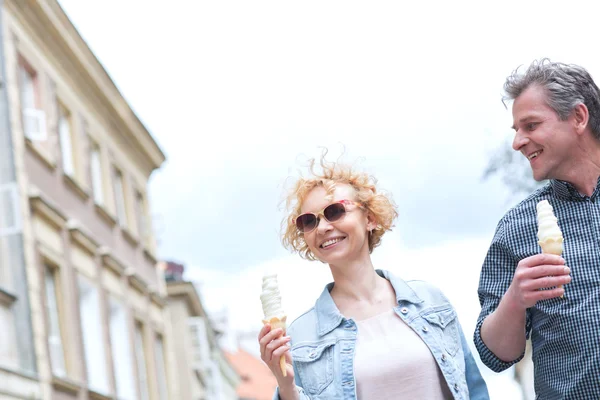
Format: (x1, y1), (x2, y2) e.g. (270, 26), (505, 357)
(511, 85), (577, 181)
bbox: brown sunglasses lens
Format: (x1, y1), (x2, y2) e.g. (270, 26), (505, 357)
(296, 214), (317, 233)
(296, 203), (347, 233)
(323, 203), (346, 222)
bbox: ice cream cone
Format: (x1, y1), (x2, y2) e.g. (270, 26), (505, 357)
(539, 238), (563, 256)
(539, 238), (564, 294)
(262, 316), (288, 376)
(536, 200), (566, 297)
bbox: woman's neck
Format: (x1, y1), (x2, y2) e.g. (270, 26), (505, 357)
(329, 258), (382, 302)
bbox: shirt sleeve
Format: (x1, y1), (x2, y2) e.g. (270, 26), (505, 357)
(474, 218), (532, 372)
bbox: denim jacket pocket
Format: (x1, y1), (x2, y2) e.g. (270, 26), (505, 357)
(421, 306), (460, 356)
(292, 340), (335, 396)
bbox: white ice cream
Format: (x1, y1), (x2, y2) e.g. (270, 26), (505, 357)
(260, 272), (285, 320)
(536, 200), (563, 242)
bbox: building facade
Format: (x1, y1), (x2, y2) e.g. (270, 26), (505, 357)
(0, 1), (174, 399)
(164, 261), (240, 400)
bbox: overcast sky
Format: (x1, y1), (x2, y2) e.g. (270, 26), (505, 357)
(56, 1), (600, 398)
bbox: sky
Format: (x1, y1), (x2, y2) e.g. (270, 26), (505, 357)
(55, 1), (600, 398)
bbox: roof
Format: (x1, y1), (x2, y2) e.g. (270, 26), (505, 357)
(224, 348), (277, 400)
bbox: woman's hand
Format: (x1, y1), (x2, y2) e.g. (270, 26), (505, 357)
(259, 324), (296, 390)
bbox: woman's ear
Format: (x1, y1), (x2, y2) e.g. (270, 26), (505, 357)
(366, 212), (378, 232)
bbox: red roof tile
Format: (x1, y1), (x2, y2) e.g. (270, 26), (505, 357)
(225, 349), (278, 400)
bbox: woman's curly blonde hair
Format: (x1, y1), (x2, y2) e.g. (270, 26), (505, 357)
(281, 151), (398, 261)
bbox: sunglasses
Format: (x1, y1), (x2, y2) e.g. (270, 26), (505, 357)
(294, 200), (363, 234)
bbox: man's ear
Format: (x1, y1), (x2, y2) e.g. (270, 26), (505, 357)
(572, 103), (590, 135)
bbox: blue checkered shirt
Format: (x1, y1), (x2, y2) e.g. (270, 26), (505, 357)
(475, 178), (600, 399)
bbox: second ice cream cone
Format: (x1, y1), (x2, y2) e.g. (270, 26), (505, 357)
(262, 316), (288, 376)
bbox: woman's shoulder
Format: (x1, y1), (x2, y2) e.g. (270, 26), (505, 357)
(380, 270), (455, 309)
(404, 279), (454, 308)
(287, 306), (318, 338)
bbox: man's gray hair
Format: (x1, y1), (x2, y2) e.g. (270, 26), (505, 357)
(503, 58), (600, 140)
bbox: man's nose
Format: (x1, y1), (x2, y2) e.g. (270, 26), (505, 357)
(512, 129), (529, 151)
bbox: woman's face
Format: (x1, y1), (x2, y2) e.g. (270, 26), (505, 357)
(299, 184), (375, 265)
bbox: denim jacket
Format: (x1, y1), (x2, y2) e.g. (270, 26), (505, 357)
(274, 270), (489, 400)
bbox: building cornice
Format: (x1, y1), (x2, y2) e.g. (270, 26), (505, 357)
(29, 186), (68, 229)
(126, 268), (148, 293)
(7, 0), (166, 175)
(67, 220), (99, 255)
(166, 281), (208, 318)
(98, 246), (126, 275)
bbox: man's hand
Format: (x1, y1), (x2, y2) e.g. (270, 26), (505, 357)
(506, 253), (571, 310)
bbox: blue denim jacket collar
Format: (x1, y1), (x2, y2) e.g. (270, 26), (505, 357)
(315, 269), (424, 336)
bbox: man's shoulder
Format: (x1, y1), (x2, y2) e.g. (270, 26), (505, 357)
(501, 183), (552, 225)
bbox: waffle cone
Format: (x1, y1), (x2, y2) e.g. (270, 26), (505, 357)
(539, 237), (565, 295)
(262, 316), (288, 376)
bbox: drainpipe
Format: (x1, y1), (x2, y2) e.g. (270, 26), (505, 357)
(0, 0), (37, 374)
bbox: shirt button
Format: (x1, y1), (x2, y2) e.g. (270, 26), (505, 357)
(309, 351), (316, 358)
(441, 354), (447, 362)
(422, 326), (428, 332)
(454, 383), (459, 392)
(400, 307), (408, 314)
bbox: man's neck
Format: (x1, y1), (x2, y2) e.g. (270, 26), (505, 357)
(559, 143), (600, 197)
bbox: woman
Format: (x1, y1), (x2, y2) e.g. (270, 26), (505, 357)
(259, 154), (489, 400)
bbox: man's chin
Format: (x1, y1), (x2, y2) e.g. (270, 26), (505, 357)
(531, 169), (549, 182)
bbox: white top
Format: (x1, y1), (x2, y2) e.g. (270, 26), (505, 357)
(354, 308), (452, 400)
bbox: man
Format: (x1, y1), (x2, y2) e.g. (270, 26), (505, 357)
(475, 58), (600, 399)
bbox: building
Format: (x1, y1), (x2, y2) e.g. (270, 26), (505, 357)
(163, 261), (240, 399)
(0, 1), (174, 399)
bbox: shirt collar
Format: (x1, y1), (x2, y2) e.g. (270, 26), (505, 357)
(551, 176), (600, 201)
(315, 269), (423, 336)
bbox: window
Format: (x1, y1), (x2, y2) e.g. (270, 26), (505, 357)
(90, 143), (104, 205)
(134, 321), (149, 400)
(113, 168), (128, 229)
(78, 274), (109, 394)
(0, 304), (17, 369)
(135, 191), (148, 243)
(189, 317), (210, 370)
(0, 212), (18, 370)
(58, 106), (76, 177)
(19, 61), (46, 141)
(154, 334), (168, 400)
(109, 297), (136, 400)
(0, 182), (21, 237)
(45, 265), (67, 377)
